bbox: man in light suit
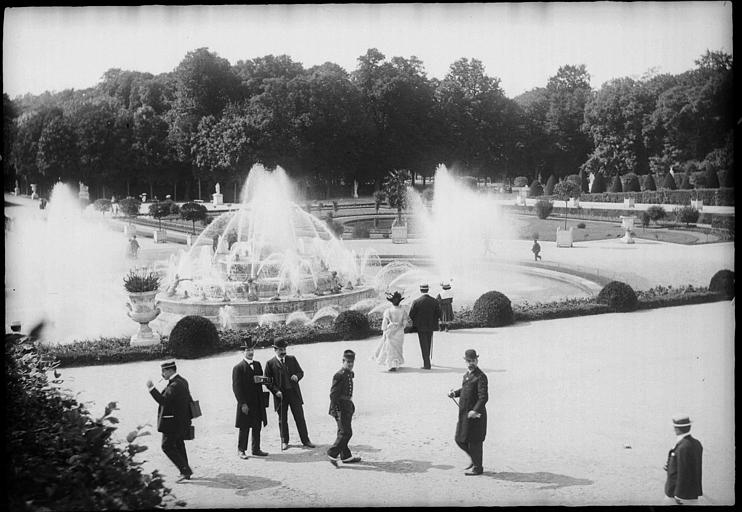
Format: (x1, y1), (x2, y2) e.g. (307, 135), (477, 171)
(232, 338), (269, 459)
(408, 282), (441, 369)
(146, 360), (194, 483)
(264, 339), (315, 450)
(664, 414), (703, 504)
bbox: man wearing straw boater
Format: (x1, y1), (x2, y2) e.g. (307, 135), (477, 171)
(664, 413), (703, 505)
(232, 337), (269, 459)
(145, 360), (194, 482)
(448, 349), (489, 476)
(264, 339), (315, 450)
(408, 282), (441, 369)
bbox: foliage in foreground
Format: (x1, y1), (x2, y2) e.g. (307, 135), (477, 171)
(5, 327), (170, 511)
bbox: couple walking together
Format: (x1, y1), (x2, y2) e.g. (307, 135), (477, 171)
(372, 282), (444, 371)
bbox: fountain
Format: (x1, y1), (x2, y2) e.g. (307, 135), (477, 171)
(156, 164), (378, 329)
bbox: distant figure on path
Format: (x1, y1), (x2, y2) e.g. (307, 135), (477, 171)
(664, 414), (703, 505)
(436, 281), (454, 332)
(145, 360), (194, 483)
(531, 239), (541, 261)
(372, 291), (406, 371)
(128, 235), (140, 259)
(264, 339), (315, 450)
(232, 338), (269, 459)
(448, 349), (488, 476)
(327, 349), (361, 466)
(408, 282), (441, 370)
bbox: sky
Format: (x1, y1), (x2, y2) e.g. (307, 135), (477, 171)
(2, 3), (733, 100)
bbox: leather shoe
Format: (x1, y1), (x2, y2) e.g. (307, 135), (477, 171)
(420, 366), (431, 370)
(238, 451), (249, 460)
(327, 455), (339, 467)
(302, 441), (316, 448)
(281, 443), (289, 451)
(176, 474), (191, 483)
(465, 467), (483, 476)
(342, 456), (362, 463)
(252, 450), (268, 457)
(464, 463), (474, 470)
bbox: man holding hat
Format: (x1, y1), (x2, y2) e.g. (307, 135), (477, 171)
(448, 349), (489, 476)
(264, 339), (315, 450)
(232, 337), (269, 459)
(408, 282), (441, 369)
(146, 360), (194, 482)
(327, 349), (361, 466)
(664, 414), (703, 504)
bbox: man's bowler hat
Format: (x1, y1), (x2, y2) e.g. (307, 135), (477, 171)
(272, 339), (287, 349)
(240, 336), (257, 350)
(672, 414), (692, 427)
(464, 349), (479, 360)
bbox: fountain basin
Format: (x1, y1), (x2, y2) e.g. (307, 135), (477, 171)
(157, 286), (377, 328)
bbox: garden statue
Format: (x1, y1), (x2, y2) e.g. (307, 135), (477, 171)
(78, 182), (89, 201)
(215, 182), (221, 194)
(353, 179), (359, 198)
(14, 180), (19, 196)
(246, 277), (259, 301)
(213, 182), (224, 205)
(330, 271), (342, 294)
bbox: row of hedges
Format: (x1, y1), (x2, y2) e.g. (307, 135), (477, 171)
(38, 270), (733, 368)
(557, 188), (734, 207)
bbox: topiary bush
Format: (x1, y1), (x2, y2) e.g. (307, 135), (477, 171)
(679, 173), (692, 190)
(333, 309), (370, 338)
(705, 167), (720, 189)
(534, 199), (553, 219)
(513, 176), (529, 188)
(590, 172), (606, 193)
(624, 173), (641, 192)
(597, 281), (638, 312)
(167, 315), (220, 359)
(708, 269), (734, 299)
(674, 206), (699, 226)
(93, 198), (112, 213)
(566, 174), (581, 188)
(646, 205), (667, 225)
(643, 174), (657, 191)
(662, 173), (677, 190)
(544, 174), (558, 195)
(579, 169), (590, 193)
(472, 291), (514, 327)
(528, 180), (544, 197)
(6, 327), (169, 510)
(609, 175), (623, 193)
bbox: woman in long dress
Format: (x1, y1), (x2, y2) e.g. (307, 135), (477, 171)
(372, 291), (406, 371)
(437, 281), (454, 332)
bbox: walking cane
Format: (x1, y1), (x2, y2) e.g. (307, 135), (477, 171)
(449, 395), (459, 407)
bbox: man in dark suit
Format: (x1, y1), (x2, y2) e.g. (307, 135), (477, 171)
(232, 338), (269, 459)
(408, 282), (441, 369)
(448, 349), (488, 476)
(146, 360), (194, 482)
(327, 349), (360, 466)
(264, 339), (315, 450)
(664, 414), (703, 504)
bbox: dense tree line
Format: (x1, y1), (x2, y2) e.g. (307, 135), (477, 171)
(2, 48), (733, 202)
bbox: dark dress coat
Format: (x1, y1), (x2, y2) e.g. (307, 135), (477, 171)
(453, 367), (488, 443)
(665, 434), (703, 499)
(408, 294), (441, 332)
(149, 374), (193, 436)
(264, 355), (305, 410)
(232, 359), (268, 428)
(329, 368), (355, 415)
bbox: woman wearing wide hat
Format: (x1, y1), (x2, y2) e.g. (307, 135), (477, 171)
(436, 281), (454, 332)
(372, 291), (407, 371)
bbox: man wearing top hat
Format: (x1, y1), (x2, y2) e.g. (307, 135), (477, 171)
(327, 349), (361, 466)
(232, 337), (269, 459)
(448, 349), (488, 476)
(664, 414), (703, 504)
(408, 282), (441, 369)
(264, 339), (315, 450)
(146, 360), (194, 482)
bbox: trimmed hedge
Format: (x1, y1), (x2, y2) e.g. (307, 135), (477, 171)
(472, 291), (514, 327)
(333, 310), (370, 338)
(597, 281), (638, 312)
(576, 187), (734, 206)
(709, 270), (734, 299)
(168, 315), (220, 359)
(6, 330), (169, 509)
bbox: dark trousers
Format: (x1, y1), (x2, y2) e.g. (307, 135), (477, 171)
(456, 439), (483, 470)
(327, 408), (353, 460)
(277, 389), (310, 444)
(237, 424), (262, 453)
(162, 433), (192, 476)
(417, 331), (433, 369)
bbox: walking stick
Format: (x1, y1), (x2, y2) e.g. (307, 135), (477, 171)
(449, 395), (459, 407)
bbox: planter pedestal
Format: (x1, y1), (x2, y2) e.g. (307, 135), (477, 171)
(623, 197), (635, 208)
(154, 229), (167, 243)
(691, 199), (703, 211)
(620, 215), (636, 244)
(556, 227), (574, 248)
(391, 220), (407, 244)
(127, 291), (161, 346)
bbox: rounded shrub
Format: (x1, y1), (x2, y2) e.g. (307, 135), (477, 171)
(528, 180), (544, 197)
(647, 205), (666, 224)
(93, 198), (112, 212)
(624, 173), (641, 192)
(566, 174), (581, 187)
(333, 309), (370, 337)
(513, 176), (529, 188)
(168, 315), (220, 359)
(674, 206), (699, 226)
(597, 281), (638, 312)
(534, 199), (554, 219)
(590, 172), (606, 193)
(708, 269), (734, 299)
(576, 222), (586, 229)
(472, 291), (514, 327)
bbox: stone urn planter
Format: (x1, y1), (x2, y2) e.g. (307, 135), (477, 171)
(153, 229), (168, 243)
(620, 215), (636, 244)
(556, 226), (574, 248)
(127, 290), (161, 346)
(391, 219), (408, 244)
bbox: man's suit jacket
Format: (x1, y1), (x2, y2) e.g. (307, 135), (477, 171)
(453, 367), (488, 443)
(408, 293), (441, 332)
(232, 359), (268, 428)
(665, 435), (703, 500)
(264, 355), (305, 410)
(149, 374), (192, 436)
